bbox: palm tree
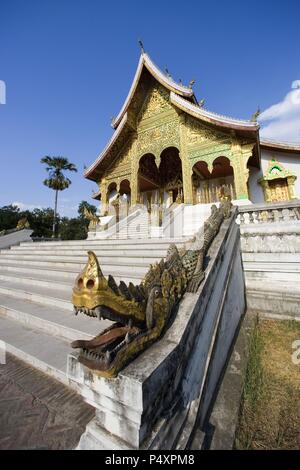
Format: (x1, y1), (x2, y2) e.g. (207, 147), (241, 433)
(41, 156), (77, 237)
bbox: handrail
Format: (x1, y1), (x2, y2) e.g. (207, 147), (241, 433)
(238, 200), (300, 224)
(96, 206), (148, 238)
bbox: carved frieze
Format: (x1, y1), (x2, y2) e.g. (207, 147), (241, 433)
(136, 120), (180, 159)
(138, 84), (173, 122)
(186, 116), (230, 148)
(104, 139), (132, 182)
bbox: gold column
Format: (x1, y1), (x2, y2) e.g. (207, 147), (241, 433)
(130, 140), (139, 207)
(203, 181), (209, 203)
(260, 179), (271, 202)
(231, 140), (250, 200)
(232, 163), (249, 200)
(179, 114), (193, 204)
(287, 176), (297, 200)
(100, 178), (108, 216)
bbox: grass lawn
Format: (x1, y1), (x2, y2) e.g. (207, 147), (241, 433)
(235, 316), (300, 450)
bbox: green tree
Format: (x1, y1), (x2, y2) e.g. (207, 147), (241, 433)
(0, 205), (20, 230)
(26, 208), (55, 238)
(59, 217), (87, 240)
(41, 156), (77, 237)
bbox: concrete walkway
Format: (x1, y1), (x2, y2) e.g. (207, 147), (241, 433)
(0, 354), (94, 450)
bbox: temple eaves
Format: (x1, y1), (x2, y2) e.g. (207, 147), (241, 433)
(170, 93), (260, 131)
(85, 113), (128, 179)
(260, 138), (300, 153)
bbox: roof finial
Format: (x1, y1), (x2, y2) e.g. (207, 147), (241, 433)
(138, 39), (145, 54)
(189, 79), (196, 89)
(251, 106), (261, 122)
(165, 66), (171, 78)
(199, 99), (205, 108)
(179, 78), (183, 85)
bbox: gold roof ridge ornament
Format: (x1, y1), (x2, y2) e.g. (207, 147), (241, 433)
(138, 39), (145, 54)
(251, 106), (261, 122)
(71, 197), (233, 378)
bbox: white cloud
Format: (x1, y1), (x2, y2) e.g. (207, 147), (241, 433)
(12, 201), (42, 211)
(58, 203), (78, 218)
(12, 200), (79, 217)
(259, 81), (300, 142)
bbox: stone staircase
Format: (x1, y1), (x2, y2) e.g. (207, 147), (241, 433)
(116, 210), (150, 239)
(0, 237), (187, 386)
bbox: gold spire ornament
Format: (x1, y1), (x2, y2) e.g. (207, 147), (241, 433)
(251, 107), (261, 122)
(138, 39), (145, 53)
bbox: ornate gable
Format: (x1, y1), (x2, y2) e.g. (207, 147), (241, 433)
(138, 84), (173, 122)
(261, 158), (297, 181)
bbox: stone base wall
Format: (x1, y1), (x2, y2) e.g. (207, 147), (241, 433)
(239, 201), (300, 318)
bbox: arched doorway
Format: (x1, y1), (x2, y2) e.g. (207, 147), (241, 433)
(192, 156), (236, 203)
(138, 153), (160, 211)
(159, 147), (183, 206)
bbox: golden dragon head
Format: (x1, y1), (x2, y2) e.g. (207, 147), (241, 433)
(71, 247), (188, 378)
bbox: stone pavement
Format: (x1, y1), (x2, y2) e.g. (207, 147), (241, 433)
(0, 353), (95, 449)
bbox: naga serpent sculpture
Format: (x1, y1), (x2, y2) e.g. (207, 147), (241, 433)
(71, 197), (232, 378)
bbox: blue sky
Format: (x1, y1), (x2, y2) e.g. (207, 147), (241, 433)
(1, 0), (300, 216)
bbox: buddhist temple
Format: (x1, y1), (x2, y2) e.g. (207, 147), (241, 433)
(84, 50), (300, 234)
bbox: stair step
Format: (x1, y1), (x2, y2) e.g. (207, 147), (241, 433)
(5, 247), (169, 256)
(0, 315), (71, 385)
(0, 253), (162, 264)
(0, 294), (110, 342)
(0, 279), (73, 311)
(0, 271), (73, 291)
(19, 237), (187, 248)
(0, 258), (149, 275)
(0, 264), (141, 285)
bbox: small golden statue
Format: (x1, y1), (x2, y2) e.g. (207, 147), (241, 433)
(16, 217), (30, 230)
(83, 207), (99, 231)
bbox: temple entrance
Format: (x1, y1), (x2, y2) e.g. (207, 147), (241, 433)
(192, 156), (236, 203)
(138, 153), (160, 211)
(138, 147), (183, 211)
(159, 147), (183, 206)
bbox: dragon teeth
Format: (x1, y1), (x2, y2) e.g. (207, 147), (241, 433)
(105, 350), (111, 365)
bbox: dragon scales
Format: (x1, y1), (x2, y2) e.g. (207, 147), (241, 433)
(71, 197), (232, 378)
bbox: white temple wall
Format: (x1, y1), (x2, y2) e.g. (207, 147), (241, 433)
(248, 148), (300, 203)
